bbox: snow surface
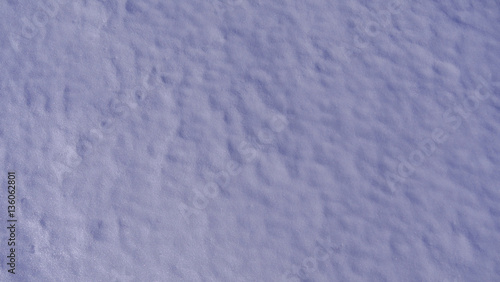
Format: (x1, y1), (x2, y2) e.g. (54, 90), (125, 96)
(1, 0), (499, 281)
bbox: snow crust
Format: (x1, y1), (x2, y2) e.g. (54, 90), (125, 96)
(0, 0), (499, 281)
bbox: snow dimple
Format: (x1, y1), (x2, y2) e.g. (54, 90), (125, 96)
(125, 0), (141, 15)
(89, 220), (106, 241)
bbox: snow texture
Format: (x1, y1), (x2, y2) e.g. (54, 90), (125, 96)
(0, 0), (499, 281)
